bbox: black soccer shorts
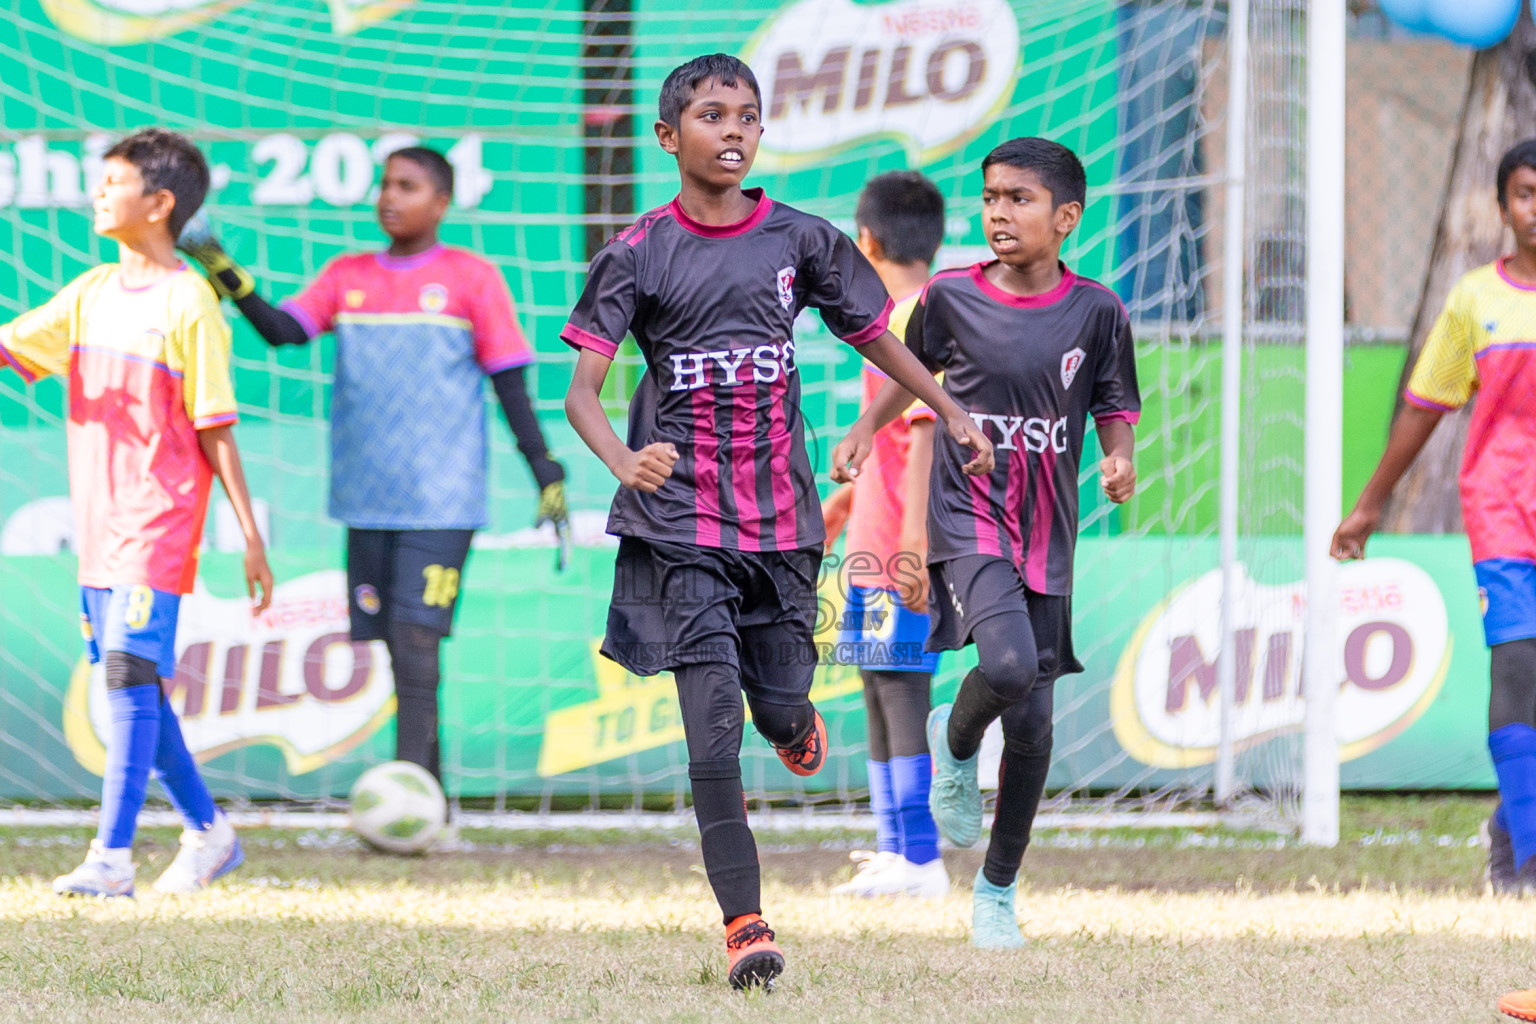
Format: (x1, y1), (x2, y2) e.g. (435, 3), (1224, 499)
(927, 554), (1084, 687)
(601, 536), (822, 704)
(346, 528), (475, 641)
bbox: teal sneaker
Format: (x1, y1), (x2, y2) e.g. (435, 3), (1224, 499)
(971, 868), (1023, 949)
(926, 704), (981, 848)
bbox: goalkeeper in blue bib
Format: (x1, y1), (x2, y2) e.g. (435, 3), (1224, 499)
(178, 146), (568, 784)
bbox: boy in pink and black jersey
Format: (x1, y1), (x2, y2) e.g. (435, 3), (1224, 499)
(563, 54), (991, 990)
(834, 137), (1139, 948)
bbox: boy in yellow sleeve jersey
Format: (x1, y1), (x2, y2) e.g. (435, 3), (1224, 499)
(1, 128), (271, 898)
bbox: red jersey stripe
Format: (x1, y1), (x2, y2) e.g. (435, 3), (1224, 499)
(969, 471), (1001, 557)
(730, 385), (761, 550)
(767, 390), (798, 550)
(692, 387), (723, 547)
(1025, 448), (1058, 592)
(1001, 451), (1027, 571)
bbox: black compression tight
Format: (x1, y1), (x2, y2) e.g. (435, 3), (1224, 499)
(1490, 639), (1536, 733)
(863, 670), (932, 762)
(673, 661), (813, 924)
(948, 613), (1040, 761)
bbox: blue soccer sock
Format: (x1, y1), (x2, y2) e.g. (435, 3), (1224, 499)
(153, 697), (217, 832)
(1489, 723), (1536, 870)
(868, 760), (898, 855)
(98, 681), (162, 849)
(890, 753), (940, 866)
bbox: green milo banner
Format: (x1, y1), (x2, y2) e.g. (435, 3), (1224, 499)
(0, 0), (1493, 802)
(0, 537), (1500, 801)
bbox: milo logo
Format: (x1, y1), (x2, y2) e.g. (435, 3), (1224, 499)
(743, 0), (1020, 167)
(1110, 558), (1452, 768)
(64, 570), (396, 775)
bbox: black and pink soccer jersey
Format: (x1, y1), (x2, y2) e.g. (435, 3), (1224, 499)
(907, 262), (1140, 595)
(561, 188), (893, 552)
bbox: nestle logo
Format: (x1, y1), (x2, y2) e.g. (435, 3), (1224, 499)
(743, 0), (1020, 166)
(880, 3), (982, 37)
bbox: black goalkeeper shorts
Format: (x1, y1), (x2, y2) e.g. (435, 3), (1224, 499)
(347, 528), (475, 641)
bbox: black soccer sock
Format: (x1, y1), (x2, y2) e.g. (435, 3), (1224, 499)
(983, 738), (1052, 888)
(689, 758), (761, 924)
(947, 667), (1011, 762)
(983, 685), (1055, 887)
(387, 622), (443, 781)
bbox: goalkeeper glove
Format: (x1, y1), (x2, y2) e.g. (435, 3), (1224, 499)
(177, 210), (255, 300)
(536, 480), (572, 573)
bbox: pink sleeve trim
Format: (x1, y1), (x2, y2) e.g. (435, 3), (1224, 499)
(1094, 410), (1140, 426)
(561, 323), (620, 359)
(280, 300), (323, 340)
(0, 344), (38, 383)
(194, 411), (240, 430)
(1404, 390), (1457, 413)
(482, 352), (535, 374)
(842, 297), (895, 346)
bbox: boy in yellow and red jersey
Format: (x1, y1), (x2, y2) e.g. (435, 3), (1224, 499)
(1332, 140), (1536, 1020)
(0, 128), (271, 898)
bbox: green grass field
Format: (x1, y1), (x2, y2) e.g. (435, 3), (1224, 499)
(1, 795), (1531, 1024)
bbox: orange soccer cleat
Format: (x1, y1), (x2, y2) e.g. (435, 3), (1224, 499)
(725, 913), (784, 991)
(773, 710), (826, 777)
(1500, 989), (1536, 1020)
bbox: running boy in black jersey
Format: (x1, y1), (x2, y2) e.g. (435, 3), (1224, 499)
(563, 54), (991, 989)
(833, 137), (1139, 948)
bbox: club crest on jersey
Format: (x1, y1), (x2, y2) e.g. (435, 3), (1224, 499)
(1061, 347), (1086, 390)
(776, 266), (796, 311)
(419, 284), (449, 314)
(354, 585), (381, 616)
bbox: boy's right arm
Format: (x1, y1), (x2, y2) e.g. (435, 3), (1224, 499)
(564, 349), (677, 492)
(1331, 286), (1472, 561)
(831, 334), (991, 484)
(178, 214), (311, 348)
(1330, 404), (1443, 560)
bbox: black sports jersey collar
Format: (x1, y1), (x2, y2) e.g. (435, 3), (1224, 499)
(967, 261), (1078, 309)
(666, 188), (773, 239)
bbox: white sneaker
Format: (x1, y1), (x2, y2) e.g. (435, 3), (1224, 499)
(53, 841), (135, 898)
(831, 850), (900, 895)
(152, 812), (243, 893)
(845, 855), (951, 899)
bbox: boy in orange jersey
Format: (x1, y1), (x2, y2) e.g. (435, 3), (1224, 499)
(822, 171), (950, 899)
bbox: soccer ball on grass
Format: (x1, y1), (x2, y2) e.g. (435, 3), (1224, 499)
(349, 760), (447, 854)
